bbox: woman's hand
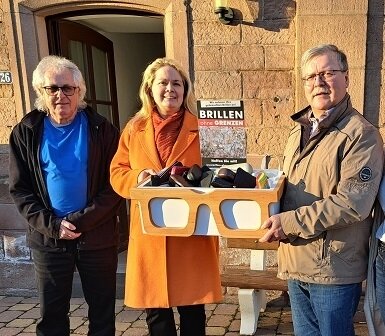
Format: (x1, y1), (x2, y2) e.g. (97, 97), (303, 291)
(138, 169), (157, 183)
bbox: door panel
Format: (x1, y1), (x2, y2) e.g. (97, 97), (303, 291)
(67, 40), (91, 97)
(96, 104), (112, 120)
(92, 46), (111, 101)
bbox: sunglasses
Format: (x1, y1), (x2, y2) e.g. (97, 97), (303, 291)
(43, 86), (78, 96)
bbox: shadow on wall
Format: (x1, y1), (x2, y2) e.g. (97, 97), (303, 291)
(364, 0), (384, 127)
(235, 0), (296, 31)
(185, 0), (296, 82)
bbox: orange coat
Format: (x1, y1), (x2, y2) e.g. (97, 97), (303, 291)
(110, 111), (223, 308)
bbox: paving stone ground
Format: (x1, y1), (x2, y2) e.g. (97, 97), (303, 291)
(0, 291), (368, 335)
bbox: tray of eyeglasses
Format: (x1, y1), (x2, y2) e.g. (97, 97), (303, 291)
(129, 168), (285, 238)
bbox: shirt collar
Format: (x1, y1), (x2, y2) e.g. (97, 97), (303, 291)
(308, 107), (335, 137)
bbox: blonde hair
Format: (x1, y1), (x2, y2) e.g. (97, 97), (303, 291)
(32, 55), (87, 112)
(128, 58), (197, 129)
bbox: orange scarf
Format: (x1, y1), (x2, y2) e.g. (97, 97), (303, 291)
(152, 109), (185, 167)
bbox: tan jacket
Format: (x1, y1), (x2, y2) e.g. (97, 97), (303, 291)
(278, 94), (384, 284)
(110, 111), (222, 308)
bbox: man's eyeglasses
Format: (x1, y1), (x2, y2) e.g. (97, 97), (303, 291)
(43, 86), (78, 96)
(302, 70), (346, 86)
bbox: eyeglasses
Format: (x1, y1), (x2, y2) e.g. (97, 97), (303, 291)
(302, 70), (346, 86)
(43, 86), (78, 96)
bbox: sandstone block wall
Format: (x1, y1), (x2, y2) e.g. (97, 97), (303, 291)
(192, 0), (296, 159)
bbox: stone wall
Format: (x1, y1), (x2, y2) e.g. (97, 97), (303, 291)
(0, 3), (16, 144)
(0, 144), (33, 296)
(192, 0), (296, 158)
(0, 0), (33, 295)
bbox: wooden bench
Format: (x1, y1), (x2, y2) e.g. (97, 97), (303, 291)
(221, 238), (288, 335)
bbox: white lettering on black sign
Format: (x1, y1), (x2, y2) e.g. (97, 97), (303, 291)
(0, 71), (12, 84)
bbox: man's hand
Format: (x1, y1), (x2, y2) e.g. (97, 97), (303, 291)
(59, 219), (82, 240)
(259, 215), (287, 243)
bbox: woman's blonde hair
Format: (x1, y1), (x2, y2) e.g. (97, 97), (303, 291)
(128, 58), (197, 129)
(32, 55), (87, 112)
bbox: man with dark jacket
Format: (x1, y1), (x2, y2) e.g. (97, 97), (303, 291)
(9, 55), (122, 336)
(260, 44), (384, 336)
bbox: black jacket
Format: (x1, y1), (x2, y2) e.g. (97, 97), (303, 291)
(9, 107), (122, 251)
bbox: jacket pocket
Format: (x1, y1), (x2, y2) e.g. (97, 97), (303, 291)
(28, 227), (64, 250)
(312, 234), (327, 265)
(327, 228), (355, 263)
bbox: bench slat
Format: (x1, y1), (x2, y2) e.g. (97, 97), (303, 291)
(221, 266), (288, 291)
(226, 238), (279, 250)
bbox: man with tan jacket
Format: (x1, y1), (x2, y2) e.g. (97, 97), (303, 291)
(260, 44), (384, 336)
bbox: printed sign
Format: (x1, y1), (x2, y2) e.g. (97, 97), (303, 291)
(198, 100), (246, 168)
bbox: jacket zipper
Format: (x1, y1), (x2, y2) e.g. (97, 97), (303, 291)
(35, 126), (60, 248)
(321, 232), (327, 260)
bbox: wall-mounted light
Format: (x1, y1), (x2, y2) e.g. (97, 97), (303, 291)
(214, 0), (234, 25)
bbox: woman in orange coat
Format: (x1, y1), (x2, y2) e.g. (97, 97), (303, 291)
(110, 58), (222, 336)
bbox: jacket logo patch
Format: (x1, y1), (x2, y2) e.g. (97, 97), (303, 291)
(359, 167), (372, 182)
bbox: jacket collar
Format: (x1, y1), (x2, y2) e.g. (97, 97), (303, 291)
(291, 93), (352, 130)
(291, 94), (353, 161)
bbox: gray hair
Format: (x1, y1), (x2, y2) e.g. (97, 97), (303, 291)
(301, 44), (349, 75)
(32, 55), (87, 112)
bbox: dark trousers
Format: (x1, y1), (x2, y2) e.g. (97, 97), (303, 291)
(32, 245), (118, 336)
(145, 304), (206, 336)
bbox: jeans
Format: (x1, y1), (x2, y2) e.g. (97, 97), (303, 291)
(32, 244), (118, 336)
(376, 243), (385, 322)
(288, 279), (361, 336)
(145, 304), (206, 336)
